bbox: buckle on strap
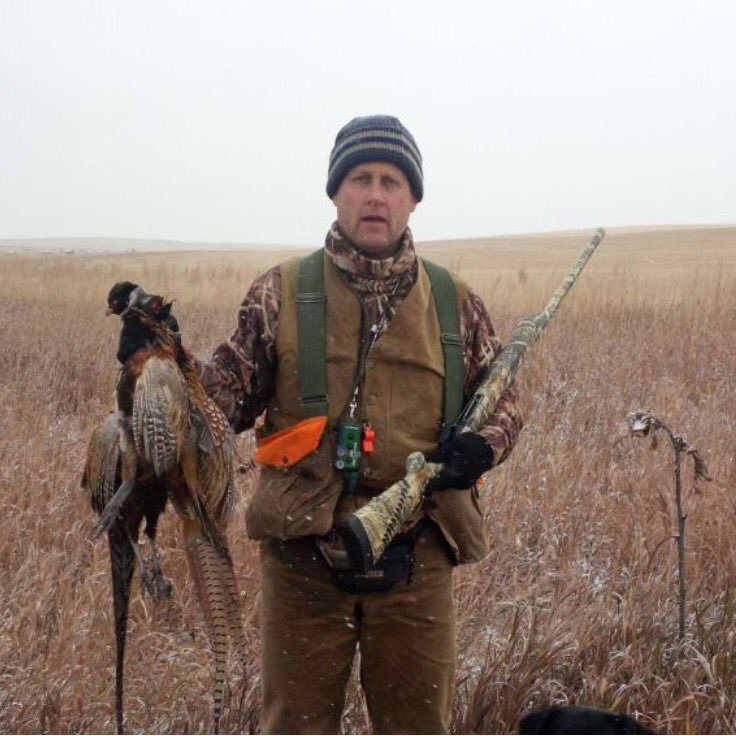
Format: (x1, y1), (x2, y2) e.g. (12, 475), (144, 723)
(300, 394), (328, 406)
(296, 292), (326, 304)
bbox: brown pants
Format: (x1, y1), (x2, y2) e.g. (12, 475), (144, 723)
(259, 526), (456, 734)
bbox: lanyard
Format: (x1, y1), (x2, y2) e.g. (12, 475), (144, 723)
(346, 277), (404, 420)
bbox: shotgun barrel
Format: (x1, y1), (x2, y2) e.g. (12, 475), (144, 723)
(338, 228), (606, 573)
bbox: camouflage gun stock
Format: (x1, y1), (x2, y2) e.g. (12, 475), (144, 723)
(338, 228), (606, 573)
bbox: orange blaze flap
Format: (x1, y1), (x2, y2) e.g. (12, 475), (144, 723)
(254, 416), (329, 469)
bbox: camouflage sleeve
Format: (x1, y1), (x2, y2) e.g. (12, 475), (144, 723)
(461, 286), (523, 466)
(198, 266), (281, 433)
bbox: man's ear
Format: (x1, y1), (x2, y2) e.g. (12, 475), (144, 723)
(410, 198), (418, 214)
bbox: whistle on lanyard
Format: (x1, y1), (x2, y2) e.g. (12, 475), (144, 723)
(361, 423), (375, 454)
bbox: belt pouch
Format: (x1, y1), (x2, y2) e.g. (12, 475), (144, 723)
(331, 533), (416, 594)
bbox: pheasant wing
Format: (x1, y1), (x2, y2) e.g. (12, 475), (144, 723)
(82, 413), (122, 514)
(133, 356), (190, 477)
(191, 397), (235, 523)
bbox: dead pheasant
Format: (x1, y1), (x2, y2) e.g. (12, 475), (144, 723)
(87, 283), (247, 733)
(82, 414), (170, 734)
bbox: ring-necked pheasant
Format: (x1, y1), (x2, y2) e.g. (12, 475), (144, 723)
(85, 283), (247, 734)
(82, 413), (170, 734)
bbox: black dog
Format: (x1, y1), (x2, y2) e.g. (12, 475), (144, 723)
(519, 705), (654, 734)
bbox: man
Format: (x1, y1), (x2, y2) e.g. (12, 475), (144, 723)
(200, 115), (523, 733)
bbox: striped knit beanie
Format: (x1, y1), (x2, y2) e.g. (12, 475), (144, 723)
(326, 115), (423, 202)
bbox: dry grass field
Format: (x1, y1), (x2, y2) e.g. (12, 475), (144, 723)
(1, 225), (735, 734)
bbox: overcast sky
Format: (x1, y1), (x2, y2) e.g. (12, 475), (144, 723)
(1, 0), (735, 245)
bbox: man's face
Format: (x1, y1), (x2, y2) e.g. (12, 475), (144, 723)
(332, 161), (418, 257)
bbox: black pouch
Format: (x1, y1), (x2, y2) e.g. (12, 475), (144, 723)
(330, 532), (416, 594)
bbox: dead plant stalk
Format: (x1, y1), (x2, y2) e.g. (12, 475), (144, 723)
(628, 410), (711, 641)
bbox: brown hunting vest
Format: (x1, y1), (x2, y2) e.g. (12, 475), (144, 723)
(245, 251), (489, 564)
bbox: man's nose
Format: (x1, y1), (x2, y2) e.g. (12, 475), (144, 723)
(365, 180), (387, 203)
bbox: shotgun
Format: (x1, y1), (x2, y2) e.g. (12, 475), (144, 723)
(337, 228), (606, 573)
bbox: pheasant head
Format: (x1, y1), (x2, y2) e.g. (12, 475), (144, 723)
(123, 287), (174, 322)
(106, 281), (139, 315)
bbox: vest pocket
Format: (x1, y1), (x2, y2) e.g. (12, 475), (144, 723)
(425, 487), (489, 565)
(245, 434), (342, 540)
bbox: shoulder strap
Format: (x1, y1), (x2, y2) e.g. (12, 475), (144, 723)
(423, 259), (464, 427)
(297, 249), (328, 417)
(296, 252), (462, 424)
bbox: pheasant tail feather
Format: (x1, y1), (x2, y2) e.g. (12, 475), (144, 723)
(214, 547), (249, 673)
(109, 529), (136, 735)
(186, 536), (230, 733)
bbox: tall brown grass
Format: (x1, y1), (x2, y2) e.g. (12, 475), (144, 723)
(1, 226), (735, 734)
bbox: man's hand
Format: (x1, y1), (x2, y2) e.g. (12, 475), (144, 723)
(425, 432), (494, 493)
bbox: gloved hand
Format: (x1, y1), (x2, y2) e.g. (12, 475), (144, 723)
(424, 431), (494, 493)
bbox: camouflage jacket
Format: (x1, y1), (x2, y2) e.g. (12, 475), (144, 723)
(200, 223), (522, 465)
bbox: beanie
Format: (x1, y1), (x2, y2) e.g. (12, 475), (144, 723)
(326, 115), (423, 201)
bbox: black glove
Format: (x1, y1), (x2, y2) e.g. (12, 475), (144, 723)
(425, 432), (494, 493)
